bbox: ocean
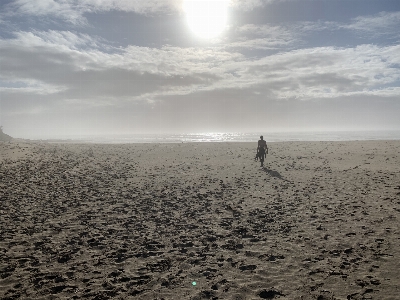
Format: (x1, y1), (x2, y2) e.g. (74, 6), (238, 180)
(44, 130), (400, 143)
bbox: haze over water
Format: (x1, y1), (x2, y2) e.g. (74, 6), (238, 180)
(41, 130), (400, 143)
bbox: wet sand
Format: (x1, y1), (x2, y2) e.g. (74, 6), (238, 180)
(1, 141), (399, 299)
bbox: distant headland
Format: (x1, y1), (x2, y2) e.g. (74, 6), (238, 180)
(0, 126), (13, 142)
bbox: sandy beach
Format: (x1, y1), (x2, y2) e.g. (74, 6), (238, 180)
(1, 140), (399, 300)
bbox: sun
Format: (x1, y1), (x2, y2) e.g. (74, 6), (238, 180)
(183, 0), (229, 39)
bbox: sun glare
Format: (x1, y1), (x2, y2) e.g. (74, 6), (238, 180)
(183, 0), (229, 39)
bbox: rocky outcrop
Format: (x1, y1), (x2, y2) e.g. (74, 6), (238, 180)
(0, 126), (12, 141)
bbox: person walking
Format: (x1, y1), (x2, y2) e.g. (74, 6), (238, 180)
(257, 135), (268, 167)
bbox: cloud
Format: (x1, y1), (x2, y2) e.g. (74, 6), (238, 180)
(0, 30), (238, 107)
(5, 0), (180, 25)
(229, 0), (299, 11)
(230, 0), (268, 10)
(230, 10), (400, 51)
(228, 24), (296, 49)
(0, 83), (65, 95)
(129, 43), (400, 104)
(245, 44), (400, 99)
(4, 0), (292, 26)
(342, 11), (400, 38)
(1, 29), (399, 120)
(292, 20), (340, 34)
(6, 0), (88, 25)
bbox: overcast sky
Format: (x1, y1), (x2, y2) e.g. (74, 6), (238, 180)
(1, 0), (399, 138)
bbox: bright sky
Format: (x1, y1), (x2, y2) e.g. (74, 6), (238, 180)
(0, 0), (399, 138)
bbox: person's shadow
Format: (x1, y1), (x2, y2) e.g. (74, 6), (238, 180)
(262, 167), (292, 183)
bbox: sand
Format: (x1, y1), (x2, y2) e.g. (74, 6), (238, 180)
(1, 140), (399, 300)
